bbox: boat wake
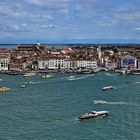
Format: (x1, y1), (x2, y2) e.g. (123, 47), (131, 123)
(134, 81), (140, 84)
(31, 81), (46, 84)
(71, 76), (87, 80)
(104, 73), (117, 77)
(105, 102), (131, 105)
(31, 77), (71, 85)
(94, 100), (136, 106)
(28, 75), (93, 85)
(66, 75), (92, 81)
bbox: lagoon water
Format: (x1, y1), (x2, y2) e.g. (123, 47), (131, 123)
(0, 72), (140, 140)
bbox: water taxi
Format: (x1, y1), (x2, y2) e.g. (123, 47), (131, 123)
(21, 84), (26, 88)
(94, 100), (107, 104)
(79, 111), (109, 120)
(102, 86), (114, 91)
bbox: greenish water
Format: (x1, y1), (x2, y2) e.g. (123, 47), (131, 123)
(0, 72), (140, 140)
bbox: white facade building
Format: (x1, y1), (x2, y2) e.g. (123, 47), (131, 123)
(76, 60), (87, 68)
(76, 60), (97, 69)
(38, 58), (71, 70)
(0, 54), (10, 71)
(48, 59), (64, 69)
(105, 60), (117, 70)
(48, 59), (71, 70)
(63, 59), (71, 69)
(38, 58), (97, 70)
(38, 59), (49, 69)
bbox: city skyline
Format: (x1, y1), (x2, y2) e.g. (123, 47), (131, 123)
(0, 0), (140, 43)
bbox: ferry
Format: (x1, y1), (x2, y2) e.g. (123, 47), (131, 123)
(102, 86), (114, 91)
(79, 111), (109, 120)
(0, 87), (11, 92)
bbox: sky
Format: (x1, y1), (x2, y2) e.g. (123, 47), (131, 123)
(0, 0), (140, 43)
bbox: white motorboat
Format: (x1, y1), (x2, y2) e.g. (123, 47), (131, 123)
(94, 100), (107, 104)
(79, 111), (109, 120)
(21, 84), (26, 88)
(102, 86), (114, 91)
(68, 76), (76, 80)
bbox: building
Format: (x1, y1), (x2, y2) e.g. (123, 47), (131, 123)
(9, 63), (23, 71)
(38, 58), (97, 70)
(105, 59), (118, 70)
(120, 55), (137, 69)
(38, 58), (71, 70)
(76, 60), (97, 70)
(97, 46), (101, 59)
(38, 59), (49, 70)
(0, 53), (10, 71)
(16, 44), (46, 59)
(137, 57), (140, 69)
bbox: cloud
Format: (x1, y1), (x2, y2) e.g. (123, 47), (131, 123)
(115, 11), (140, 21)
(0, 2), (22, 17)
(0, 23), (30, 32)
(26, 0), (68, 11)
(1, 0), (140, 41)
(74, 0), (96, 12)
(40, 25), (55, 28)
(0, 1), (54, 20)
(132, 28), (140, 31)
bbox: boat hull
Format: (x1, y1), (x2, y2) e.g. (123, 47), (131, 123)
(102, 86), (114, 91)
(79, 111), (109, 121)
(102, 88), (113, 91)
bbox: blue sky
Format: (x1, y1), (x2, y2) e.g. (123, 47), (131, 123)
(0, 0), (140, 43)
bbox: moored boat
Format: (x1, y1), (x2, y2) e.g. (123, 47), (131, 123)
(79, 111), (109, 120)
(23, 72), (37, 77)
(42, 75), (52, 78)
(7, 71), (19, 75)
(77, 69), (96, 74)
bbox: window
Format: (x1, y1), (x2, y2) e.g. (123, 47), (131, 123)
(1, 62), (4, 67)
